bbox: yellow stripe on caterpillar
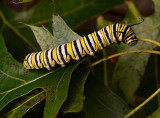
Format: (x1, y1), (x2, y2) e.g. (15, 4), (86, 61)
(80, 38), (90, 54)
(67, 42), (76, 59)
(53, 48), (60, 64)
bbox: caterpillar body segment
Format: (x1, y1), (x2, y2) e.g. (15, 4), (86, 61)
(23, 23), (139, 70)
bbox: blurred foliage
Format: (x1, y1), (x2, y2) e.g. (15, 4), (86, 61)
(0, 0), (160, 118)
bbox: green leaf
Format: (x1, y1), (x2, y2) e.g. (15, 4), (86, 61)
(11, 91), (45, 118)
(26, 24), (55, 50)
(0, 33), (83, 117)
(148, 107), (160, 118)
(62, 69), (90, 114)
(0, 88), (44, 118)
(25, 15), (81, 50)
(52, 15), (81, 48)
(112, 0), (160, 105)
(84, 75), (130, 118)
(0, 34), (26, 93)
(0, 0), (124, 28)
(5, 91), (45, 118)
(53, 0), (124, 29)
(43, 62), (83, 118)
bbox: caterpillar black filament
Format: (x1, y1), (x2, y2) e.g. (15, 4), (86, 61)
(23, 20), (143, 70)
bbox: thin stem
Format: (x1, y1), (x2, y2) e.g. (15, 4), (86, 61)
(81, 50), (160, 71)
(154, 55), (160, 107)
(16, 18), (52, 28)
(137, 38), (160, 47)
(103, 49), (107, 87)
(80, 38), (160, 70)
(0, 10), (37, 51)
(124, 88), (160, 118)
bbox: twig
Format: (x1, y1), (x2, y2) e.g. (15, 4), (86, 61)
(137, 38), (160, 47)
(81, 50), (160, 71)
(0, 10), (37, 51)
(124, 88), (160, 118)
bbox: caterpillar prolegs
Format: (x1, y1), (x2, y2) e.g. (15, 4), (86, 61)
(23, 20), (143, 70)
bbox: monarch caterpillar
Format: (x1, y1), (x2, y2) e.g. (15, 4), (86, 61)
(23, 19), (144, 70)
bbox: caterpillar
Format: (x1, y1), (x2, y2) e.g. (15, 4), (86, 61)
(23, 19), (143, 70)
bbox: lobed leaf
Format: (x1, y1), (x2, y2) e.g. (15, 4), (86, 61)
(0, 88), (44, 118)
(25, 15), (81, 51)
(52, 15), (81, 48)
(0, 33), (83, 117)
(25, 24), (55, 50)
(7, 91), (45, 118)
(0, 11), (93, 117)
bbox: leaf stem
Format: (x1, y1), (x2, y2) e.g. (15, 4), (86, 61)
(0, 10), (37, 51)
(82, 50), (160, 70)
(137, 38), (160, 47)
(124, 88), (160, 118)
(81, 38), (160, 71)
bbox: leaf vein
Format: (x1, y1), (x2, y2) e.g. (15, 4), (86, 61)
(0, 70), (26, 83)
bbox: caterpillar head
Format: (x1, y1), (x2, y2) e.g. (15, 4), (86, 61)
(122, 18), (144, 46)
(124, 27), (138, 46)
